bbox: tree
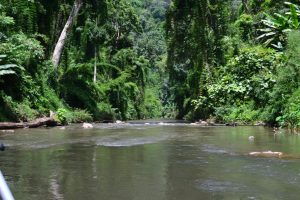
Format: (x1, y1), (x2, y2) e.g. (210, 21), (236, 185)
(257, 2), (300, 50)
(166, 0), (231, 119)
(52, 0), (83, 68)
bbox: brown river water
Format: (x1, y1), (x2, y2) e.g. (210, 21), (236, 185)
(1, 122), (300, 200)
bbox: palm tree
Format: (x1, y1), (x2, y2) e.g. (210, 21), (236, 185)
(257, 2), (300, 50)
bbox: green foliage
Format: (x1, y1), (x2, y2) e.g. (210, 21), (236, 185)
(0, 15), (14, 27)
(66, 109), (93, 123)
(1, 93), (38, 122)
(0, 33), (44, 67)
(270, 31), (300, 127)
(276, 95), (300, 129)
(56, 108), (93, 124)
(215, 102), (260, 123)
(57, 0), (166, 121)
(56, 108), (67, 124)
(257, 2), (300, 50)
(166, 0), (231, 118)
(189, 45), (280, 121)
(5, 0), (39, 34)
(235, 14), (254, 41)
(0, 0), (170, 122)
(14, 100), (39, 122)
(6, 0), (300, 128)
(217, 46), (278, 103)
(0, 55), (20, 76)
(165, 0), (300, 128)
(96, 102), (115, 121)
(0, 3), (15, 39)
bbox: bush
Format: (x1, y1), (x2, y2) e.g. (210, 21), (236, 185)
(191, 45), (280, 119)
(214, 102), (260, 124)
(266, 31), (300, 124)
(1, 94), (38, 122)
(235, 14), (253, 41)
(66, 109), (93, 123)
(55, 108), (93, 124)
(142, 88), (163, 118)
(276, 88), (300, 129)
(56, 108), (67, 124)
(14, 100), (39, 122)
(97, 102), (116, 121)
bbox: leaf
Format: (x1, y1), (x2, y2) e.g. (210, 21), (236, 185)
(0, 64), (18, 70)
(263, 38), (275, 46)
(258, 28), (273, 32)
(256, 32), (276, 40)
(282, 28), (292, 33)
(276, 116), (283, 122)
(289, 3), (299, 28)
(0, 70), (16, 76)
(271, 42), (283, 49)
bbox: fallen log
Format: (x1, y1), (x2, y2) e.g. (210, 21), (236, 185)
(0, 117), (58, 130)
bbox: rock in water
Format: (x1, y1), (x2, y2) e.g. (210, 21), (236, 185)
(82, 123), (93, 129)
(199, 120), (208, 126)
(0, 143), (5, 151)
(248, 136), (255, 141)
(249, 151), (283, 158)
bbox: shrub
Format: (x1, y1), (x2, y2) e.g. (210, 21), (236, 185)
(14, 100), (39, 122)
(266, 31), (300, 124)
(190, 45), (281, 121)
(214, 102), (259, 124)
(97, 102), (116, 121)
(1, 94), (38, 122)
(56, 108), (67, 124)
(276, 88), (300, 129)
(66, 109), (93, 123)
(143, 88), (163, 118)
(56, 108), (93, 124)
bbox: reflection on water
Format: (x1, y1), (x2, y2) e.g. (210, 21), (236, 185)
(1, 124), (300, 200)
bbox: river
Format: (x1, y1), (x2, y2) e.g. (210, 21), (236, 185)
(1, 122), (300, 200)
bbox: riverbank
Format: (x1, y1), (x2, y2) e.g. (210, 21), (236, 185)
(0, 119), (270, 132)
(0, 117), (58, 130)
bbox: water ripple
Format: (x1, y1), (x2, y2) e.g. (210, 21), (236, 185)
(195, 179), (245, 192)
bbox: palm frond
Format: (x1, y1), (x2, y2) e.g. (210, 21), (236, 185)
(0, 69), (16, 76)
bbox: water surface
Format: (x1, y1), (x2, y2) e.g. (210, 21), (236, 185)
(1, 123), (300, 200)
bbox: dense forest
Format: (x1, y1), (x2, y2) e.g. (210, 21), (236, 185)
(1, 0), (300, 128)
(166, 0), (300, 128)
(0, 0), (169, 123)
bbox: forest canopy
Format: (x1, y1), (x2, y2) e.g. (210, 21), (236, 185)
(1, 0), (300, 128)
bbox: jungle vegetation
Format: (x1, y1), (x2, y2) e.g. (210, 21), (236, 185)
(0, 0), (169, 123)
(1, 0), (300, 128)
(166, 0), (300, 128)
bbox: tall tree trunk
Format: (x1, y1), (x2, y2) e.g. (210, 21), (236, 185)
(93, 46), (97, 83)
(52, 0), (83, 68)
(93, 18), (98, 84)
